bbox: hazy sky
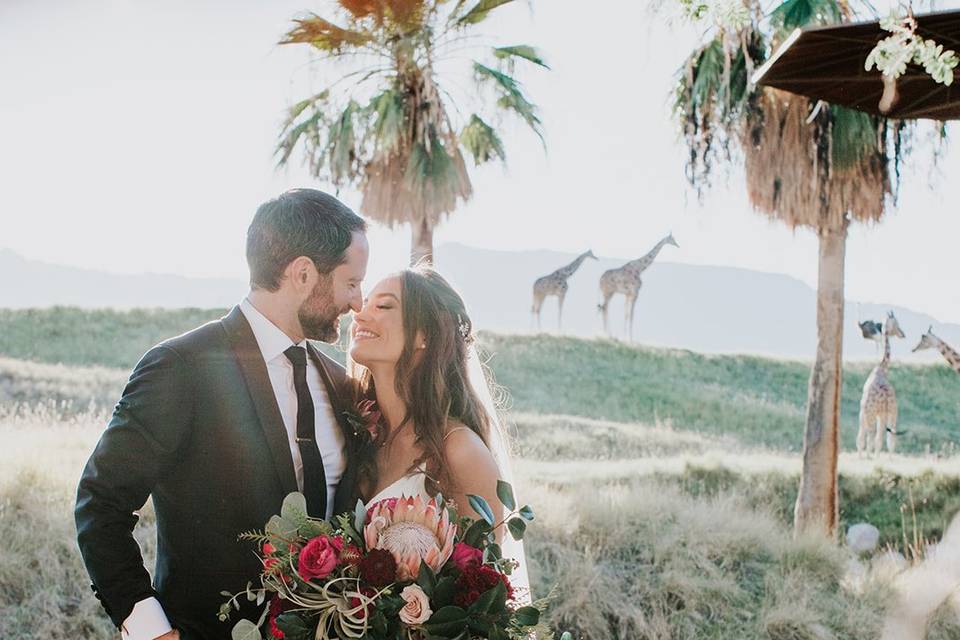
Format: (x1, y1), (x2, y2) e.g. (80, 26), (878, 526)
(2, 0), (959, 322)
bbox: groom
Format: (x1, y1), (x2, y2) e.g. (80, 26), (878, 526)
(76, 189), (369, 640)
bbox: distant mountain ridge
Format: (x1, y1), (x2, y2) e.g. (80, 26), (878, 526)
(2, 245), (957, 363)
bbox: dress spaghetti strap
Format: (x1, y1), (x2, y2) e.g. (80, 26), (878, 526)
(442, 425), (472, 441)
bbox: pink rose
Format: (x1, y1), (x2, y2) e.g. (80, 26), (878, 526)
(451, 543), (483, 570)
(298, 535), (339, 581)
(398, 584), (432, 625)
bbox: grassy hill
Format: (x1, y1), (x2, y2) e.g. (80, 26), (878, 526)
(3, 307), (959, 454)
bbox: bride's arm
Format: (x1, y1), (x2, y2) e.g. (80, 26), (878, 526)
(442, 427), (505, 541)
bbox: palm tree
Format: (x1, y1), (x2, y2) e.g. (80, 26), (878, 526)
(276, 0), (548, 265)
(673, 0), (940, 537)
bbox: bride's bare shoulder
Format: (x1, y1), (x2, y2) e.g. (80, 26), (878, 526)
(442, 422), (498, 472)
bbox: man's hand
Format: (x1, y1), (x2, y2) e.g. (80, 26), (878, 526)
(153, 631), (179, 640)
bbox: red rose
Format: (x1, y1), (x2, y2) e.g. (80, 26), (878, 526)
(451, 543), (483, 570)
(298, 536), (339, 581)
(358, 548), (398, 588)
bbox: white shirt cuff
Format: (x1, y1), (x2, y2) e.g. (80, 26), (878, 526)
(121, 597), (172, 640)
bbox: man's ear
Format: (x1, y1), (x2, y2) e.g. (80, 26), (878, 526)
(286, 256), (316, 289)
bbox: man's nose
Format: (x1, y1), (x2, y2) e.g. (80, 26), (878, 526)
(349, 289), (364, 314)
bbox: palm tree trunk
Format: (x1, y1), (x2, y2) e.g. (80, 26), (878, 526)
(411, 218), (434, 266)
(794, 223), (847, 538)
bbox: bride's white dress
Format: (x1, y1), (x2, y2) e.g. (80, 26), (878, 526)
(364, 467), (429, 507)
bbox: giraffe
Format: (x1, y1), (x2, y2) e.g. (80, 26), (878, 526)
(597, 233), (678, 341)
(857, 311), (905, 456)
(531, 250), (597, 331)
(913, 326), (960, 374)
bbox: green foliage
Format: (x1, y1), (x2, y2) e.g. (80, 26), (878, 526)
(326, 100), (361, 184)
(496, 479), (516, 511)
(456, 0), (517, 25)
(473, 63), (544, 141)
(769, 0), (842, 36)
(492, 45), (550, 69)
(468, 493), (496, 525)
(231, 619), (263, 640)
(367, 89), (405, 156)
(675, 31), (764, 191)
(830, 106), (878, 170)
(460, 114), (506, 165)
(404, 132), (465, 200)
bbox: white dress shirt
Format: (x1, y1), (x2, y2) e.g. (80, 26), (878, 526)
(122, 299), (346, 640)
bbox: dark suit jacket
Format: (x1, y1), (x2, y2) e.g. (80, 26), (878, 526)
(75, 306), (360, 640)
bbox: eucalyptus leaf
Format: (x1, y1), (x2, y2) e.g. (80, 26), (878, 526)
(467, 494), (495, 525)
(281, 492), (308, 520)
(495, 480), (516, 511)
(507, 517), (527, 541)
(354, 499), (367, 529)
(518, 505), (535, 521)
(231, 620), (262, 640)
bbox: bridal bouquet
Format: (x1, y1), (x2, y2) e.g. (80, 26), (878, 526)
(220, 482), (546, 640)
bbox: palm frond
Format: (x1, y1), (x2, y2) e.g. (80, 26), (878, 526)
(404, 130), (472, 218)
(770, 0), (843, 36)
(492, 45), (550, 69)
(367, 89), (406, 156)
(456, 0), (516, 26)
(460, 114), (505, 165)
(326, 100), (362, 184)
(281, 14), (373, 52)
(473, 62), (543, 139)
(276, 91), (330, 167)
(830, 105), (878, 170)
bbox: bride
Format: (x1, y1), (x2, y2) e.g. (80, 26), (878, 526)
(347, 266), (529, 598)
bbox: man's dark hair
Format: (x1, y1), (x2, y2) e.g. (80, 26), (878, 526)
(246, 189), (366, 291)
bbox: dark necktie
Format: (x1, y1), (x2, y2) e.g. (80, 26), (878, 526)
(283, 345), (327, 519)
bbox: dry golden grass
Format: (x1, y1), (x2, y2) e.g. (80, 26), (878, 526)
(2, 400), (959, 638)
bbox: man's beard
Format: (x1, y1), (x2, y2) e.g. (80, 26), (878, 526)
(299, 277), (344, 343)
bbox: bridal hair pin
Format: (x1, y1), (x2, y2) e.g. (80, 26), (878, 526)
(456, 313), (471, 342)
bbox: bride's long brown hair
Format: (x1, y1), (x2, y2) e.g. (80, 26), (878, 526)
(352, 267), (496, 497)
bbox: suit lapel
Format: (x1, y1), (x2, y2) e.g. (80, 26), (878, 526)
(221, 306), (299, 497)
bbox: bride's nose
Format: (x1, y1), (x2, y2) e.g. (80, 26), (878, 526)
(353, 301), (372, 323)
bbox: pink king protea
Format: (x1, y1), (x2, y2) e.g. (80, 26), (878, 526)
(363, 495), (457, 581)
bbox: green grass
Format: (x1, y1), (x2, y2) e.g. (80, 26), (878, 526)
(484, 333), (960, 454)
(2, 308), (959, 454)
